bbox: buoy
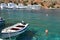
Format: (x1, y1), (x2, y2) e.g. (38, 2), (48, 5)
(46, 14), (48, 16)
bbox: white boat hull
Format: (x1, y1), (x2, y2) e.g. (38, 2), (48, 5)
(1, 23), (29, 38)
(1, 27), (27, 38)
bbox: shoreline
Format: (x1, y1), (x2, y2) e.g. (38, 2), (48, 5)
(0, 0), (60, 9)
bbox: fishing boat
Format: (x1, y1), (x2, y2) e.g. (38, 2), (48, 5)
(1, 21), (29, 38)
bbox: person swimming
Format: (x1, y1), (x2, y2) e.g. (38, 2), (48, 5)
(45, 29), (48, 36)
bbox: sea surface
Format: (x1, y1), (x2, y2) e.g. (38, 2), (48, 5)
(0, 9), (60, 40)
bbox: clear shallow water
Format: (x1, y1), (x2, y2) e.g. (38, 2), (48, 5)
(0, 9), (60, 40)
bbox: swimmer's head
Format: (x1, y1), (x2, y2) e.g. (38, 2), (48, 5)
(45, 29), (48, 33)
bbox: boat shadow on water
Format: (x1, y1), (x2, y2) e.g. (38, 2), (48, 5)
(0, 30), (37, 40)
(16, 30), (37, 40)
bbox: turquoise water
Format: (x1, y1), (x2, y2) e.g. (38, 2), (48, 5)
(0, 9), (60, 40)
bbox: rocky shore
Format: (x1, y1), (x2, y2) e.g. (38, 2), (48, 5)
(40, 0), (60, 9)
(0, 0), (60, 9)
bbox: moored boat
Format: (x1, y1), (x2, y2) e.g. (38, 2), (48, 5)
(17, 3), (27, 9)
(7, 3), (18, 9)
(27, 4), (41, 10)
(0, 3), (7, 9)
(1, 21), (29, 38)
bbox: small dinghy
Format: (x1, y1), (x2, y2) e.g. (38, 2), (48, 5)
(1, 21), (29, 38)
